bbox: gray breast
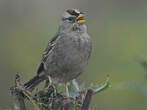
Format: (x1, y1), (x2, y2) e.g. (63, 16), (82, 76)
(45, 32), (92, 83)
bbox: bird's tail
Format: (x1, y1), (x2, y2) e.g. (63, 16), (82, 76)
(24, 75), (47, 91)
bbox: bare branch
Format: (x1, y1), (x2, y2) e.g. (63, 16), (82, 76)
(81, 89), (93, 110)
(10, 74), (26, 110)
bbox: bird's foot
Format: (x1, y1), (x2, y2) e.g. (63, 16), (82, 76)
(47, 75), (57, 96)
(65, 82), (70, 98)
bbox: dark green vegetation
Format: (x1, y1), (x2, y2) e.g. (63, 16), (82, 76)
(10, 74), (110, 110)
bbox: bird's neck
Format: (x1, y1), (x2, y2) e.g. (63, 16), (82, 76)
(58, 23), (87, 34)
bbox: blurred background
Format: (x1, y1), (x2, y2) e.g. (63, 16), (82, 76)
(1, 0), (147, 109)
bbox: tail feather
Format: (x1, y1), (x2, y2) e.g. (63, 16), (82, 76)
(24, 75), (46, 91)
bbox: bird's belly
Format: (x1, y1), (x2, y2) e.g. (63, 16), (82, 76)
(53, 49), (88, 83)
(45, 34), (91, 83)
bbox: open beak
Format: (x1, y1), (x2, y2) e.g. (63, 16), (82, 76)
(75, 15), (85, 24)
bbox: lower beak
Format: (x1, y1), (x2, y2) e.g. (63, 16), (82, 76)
(75, 16), (85, 24)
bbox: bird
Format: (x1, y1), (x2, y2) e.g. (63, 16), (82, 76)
(24, 9), (92, 97)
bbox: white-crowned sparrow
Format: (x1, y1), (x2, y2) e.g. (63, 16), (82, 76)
(24, 9), (92, 97)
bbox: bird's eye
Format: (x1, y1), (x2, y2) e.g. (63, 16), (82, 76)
(68, 17), (74, 21)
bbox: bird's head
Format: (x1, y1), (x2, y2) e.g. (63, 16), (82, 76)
(59, 9), (87, 33)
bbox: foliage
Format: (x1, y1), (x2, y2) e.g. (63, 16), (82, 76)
(18, 76), (111, 110)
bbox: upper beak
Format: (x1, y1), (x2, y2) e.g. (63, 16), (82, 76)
(75, 14), (86, 24)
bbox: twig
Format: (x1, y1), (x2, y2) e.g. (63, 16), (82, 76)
(10, 74), (26, 110)
(93, 76), (110, 94)
(81, 89), (93, 110)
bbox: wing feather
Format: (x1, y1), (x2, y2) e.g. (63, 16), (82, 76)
(37, 34), (59, 74)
